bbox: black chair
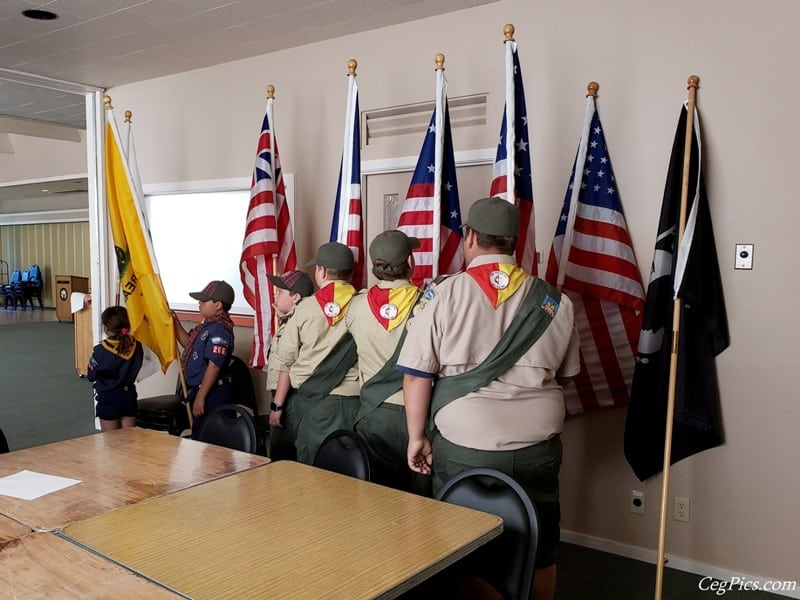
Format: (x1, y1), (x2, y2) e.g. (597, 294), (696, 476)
(24, 264), (44, 309)
(313, 429), (372, 481)
(0, 428), (9, 454)
(198, 403), (257, 453)
(435, 468), (539, 600)
(3, 269), (21, 309)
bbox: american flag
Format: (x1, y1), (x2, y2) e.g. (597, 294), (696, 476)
(330, 66), (365, 289)
(240, 90), (297, 368)
(545, 95), (645, 415)
(490, 36), (537, 274)
(398, 62), (464, 287)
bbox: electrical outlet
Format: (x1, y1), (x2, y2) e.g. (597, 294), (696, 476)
(630, 490), (645, 515)
(674, 497), (690, 523)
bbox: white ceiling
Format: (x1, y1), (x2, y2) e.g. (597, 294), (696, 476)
(0, 0), (499, 129)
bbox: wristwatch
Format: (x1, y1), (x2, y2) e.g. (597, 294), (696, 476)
(270, 402), (283, 412)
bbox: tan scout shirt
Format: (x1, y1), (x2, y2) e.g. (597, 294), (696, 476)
(274, 280), (360, 396)
(397, 254), (581, 451)
(345, 279), (415, 406)
(266, 315), (292, 391)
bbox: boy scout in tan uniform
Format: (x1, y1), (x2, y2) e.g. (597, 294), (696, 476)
(265, 269), (314, 461)
(269, 242), (360, 464)
(345, 230), (428, 493)
(397, 197), (581, 600)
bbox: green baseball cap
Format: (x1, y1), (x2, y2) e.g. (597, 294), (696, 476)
(305, 242), (354, 270)
(369, 230), (421, 267)
(463, 197), (520, 237)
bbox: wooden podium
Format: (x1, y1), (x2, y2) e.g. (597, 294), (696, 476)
(74, 301), (93, 377)
(55, 275), (89, 322)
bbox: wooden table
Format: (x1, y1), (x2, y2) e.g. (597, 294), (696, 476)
(0, 427), (268, 531)
(0, 532), (183, 599)
(63, 461), (502, 600)
(0, 514), (30, 544)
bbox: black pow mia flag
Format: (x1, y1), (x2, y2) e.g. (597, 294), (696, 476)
(624, 105), (730, 482)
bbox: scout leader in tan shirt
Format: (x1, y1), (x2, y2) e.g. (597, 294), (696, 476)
(345, 230), (426, 492)
(270, 242), (360, 464)
(397, 197), (580, 600)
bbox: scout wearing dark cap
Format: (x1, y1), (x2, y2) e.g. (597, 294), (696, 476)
(369, 230), (421, 266)
(463, 196), (520, 237)
(267, 270), (314, 298)
(189, 280), (235, 306)
(305, 242), (354, 270)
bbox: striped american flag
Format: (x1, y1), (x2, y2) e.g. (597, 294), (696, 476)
(545, 95), (645, 415)
(398, 64), (464, 288)
(490, 37), (537, 274)
(240, 93), (297, 368)
(330, 68), (365, 289)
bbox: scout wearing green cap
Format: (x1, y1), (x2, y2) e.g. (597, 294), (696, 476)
(463, 196), (520, 237)
(305, 242), (354, 271)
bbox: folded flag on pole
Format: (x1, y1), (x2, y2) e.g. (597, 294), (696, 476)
(240, 86), (297, 368)
(624, 104), (729, 481)
(330, 60), (365, 289)
(104, 99), (176, 373)
(545, 88), (645, 415)
(398, 54), (464, 288)
(490, 26), (537, 274)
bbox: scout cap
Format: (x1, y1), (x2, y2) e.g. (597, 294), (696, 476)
(190, 280), (235, 305)
(305, 242), (354, 270)
(464, 196), (520, 237)
(267, 269), (314, 297)
(369, 230), (421, 267)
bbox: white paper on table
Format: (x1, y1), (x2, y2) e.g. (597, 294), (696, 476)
(0, 470), (82, 500)
(70, 292), (87, 313)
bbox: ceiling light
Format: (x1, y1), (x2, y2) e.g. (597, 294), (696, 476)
(41, 189), (50, 193)
(21, 9), (59, 20)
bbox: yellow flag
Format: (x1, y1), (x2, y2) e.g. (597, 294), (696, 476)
(105, 108), (176, 372)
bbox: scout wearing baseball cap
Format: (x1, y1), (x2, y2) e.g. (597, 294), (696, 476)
(369, 230), (421, 267)
(463, 196), (520, 237)
(189, 280), (235, 306)
(305, 242), (354, 270)
(267, 270), (314, 298)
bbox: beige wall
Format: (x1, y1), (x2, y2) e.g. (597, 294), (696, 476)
(12, 0), (799, 585)
(0, 133), (87, 183)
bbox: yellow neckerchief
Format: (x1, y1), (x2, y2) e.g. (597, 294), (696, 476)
(314, 280), (357, 326)
(100, 335), (137, 360)
(466, 261), (527, 308)
(366, 282), (419, 331)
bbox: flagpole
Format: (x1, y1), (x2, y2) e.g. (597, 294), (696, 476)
(432, 53), (446, 280)
(654, 74), (699, 600)
(502, 24), (516, 205)
(266, 84), (280, 338)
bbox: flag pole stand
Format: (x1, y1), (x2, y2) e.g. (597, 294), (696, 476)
(654, 74), (699, 600)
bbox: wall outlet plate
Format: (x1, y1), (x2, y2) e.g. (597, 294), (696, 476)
(674, 496), (691, 522)
(735, 244), (754, 269)
(630, 490), (645, 515)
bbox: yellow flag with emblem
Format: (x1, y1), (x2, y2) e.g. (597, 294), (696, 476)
(105, 101), (176, 372)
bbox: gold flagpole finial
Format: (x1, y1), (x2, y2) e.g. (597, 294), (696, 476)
(124, 110), (132, 123)
(435, 53), (445, 71)
(347, 59), (357, 75)
(586, 82), (599, 97)
(687, 75), (699, 90)
(267, 84), (275, 99)
(503, 23), (515, 42)
(103, 95), (112, 109)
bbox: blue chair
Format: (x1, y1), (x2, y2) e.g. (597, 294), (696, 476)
(24, 264), (44, 309)
(435, 468), (540, 600)
(3, 269), (21, 309)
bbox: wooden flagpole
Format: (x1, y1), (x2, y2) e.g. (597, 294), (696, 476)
(266, 84), (280, 338)
(654, 74), (699, 600)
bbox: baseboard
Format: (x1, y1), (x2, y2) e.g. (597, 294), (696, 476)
(560, 530), (800, 599)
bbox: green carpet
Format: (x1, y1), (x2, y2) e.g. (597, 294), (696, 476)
(0, 321), (97, 451)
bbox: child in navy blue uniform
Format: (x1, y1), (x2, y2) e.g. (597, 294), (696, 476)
(172, 280), (235, 439)
(87, 306), (144, 432)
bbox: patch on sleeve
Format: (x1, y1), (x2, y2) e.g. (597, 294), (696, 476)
(540, 295), (559, 318)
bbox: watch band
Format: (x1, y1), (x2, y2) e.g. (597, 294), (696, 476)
(270, 402), (283, 412)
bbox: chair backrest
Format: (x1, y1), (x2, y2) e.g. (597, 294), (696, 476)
(9, 269), (20, 284)
(28, 264), (42, 285)
(0, 428), (9, 454)
(435, 468), (539, 600)
(313, 429), (371, 481)
(225, 354), (259, 416)
(20, 269), (29, 283)
(198, 404), (257, 453)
